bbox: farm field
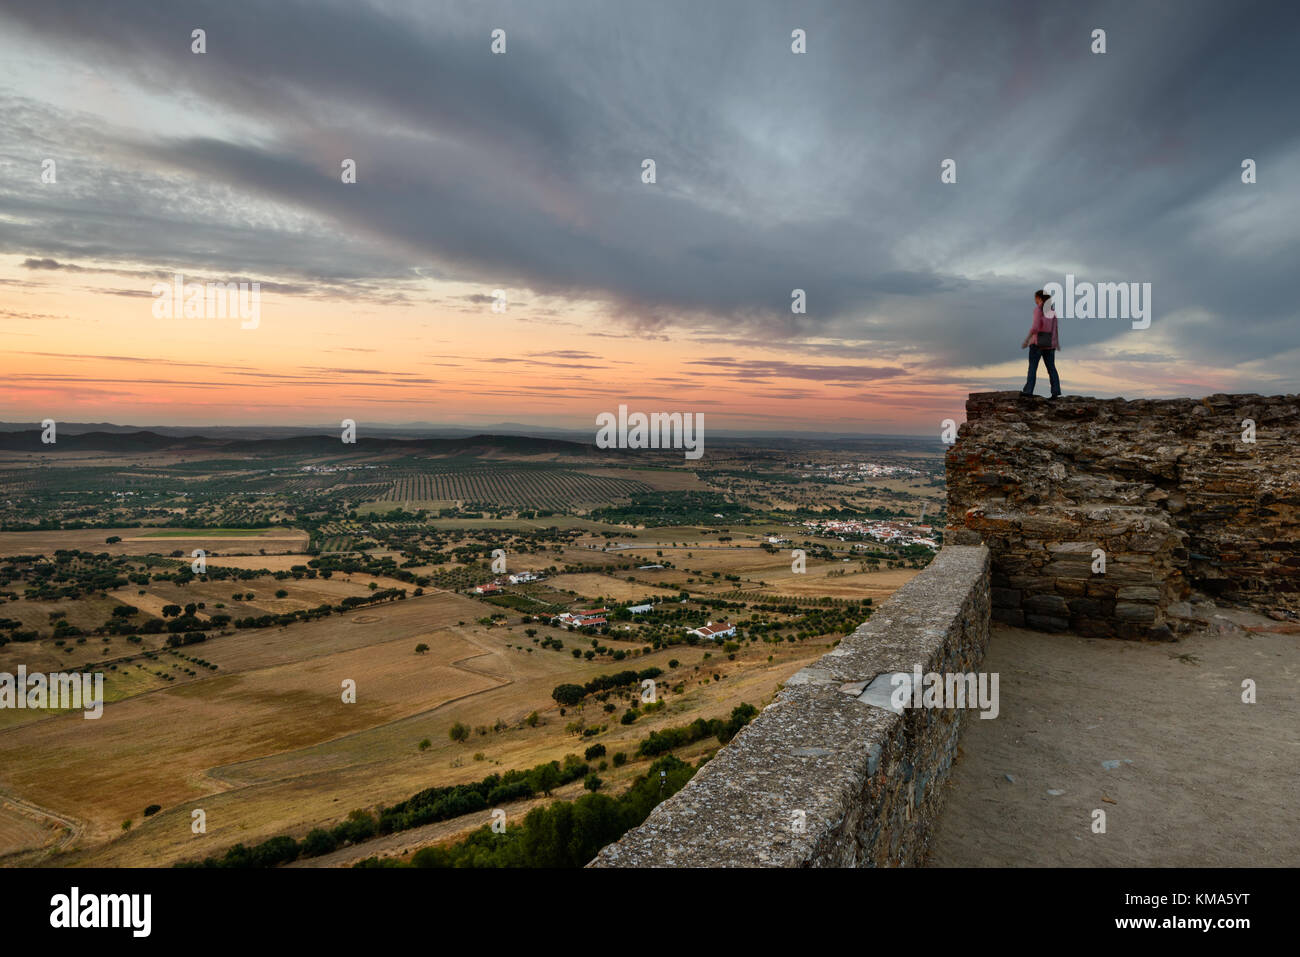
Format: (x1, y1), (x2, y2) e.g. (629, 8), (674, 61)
(0, 433), (943, 867)
(364, 467), (652, 510)
(139, 528), (270, 538)
(0, 800), (56, 857)
(544, 573), (680, 603)
(0, 528), (308, 556)
(0, 583), (839, 867)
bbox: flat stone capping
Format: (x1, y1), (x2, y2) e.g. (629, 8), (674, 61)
(589, 544), (991, 868)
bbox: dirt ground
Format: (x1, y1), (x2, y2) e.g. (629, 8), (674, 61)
(926, 613), (1299, 867)
(0, 528), (307, 556)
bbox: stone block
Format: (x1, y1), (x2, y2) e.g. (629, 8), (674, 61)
(1025, 614), (1070, 631)
(1023, 593), (1069, 616)
(1116, 585), (1160, 601)
(1115, 601), (1158, 622)
(990, 587), (1020, 607)
(992, 607), (1024, 627)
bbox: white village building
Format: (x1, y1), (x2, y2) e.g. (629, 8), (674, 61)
(687, 620), (736, 641)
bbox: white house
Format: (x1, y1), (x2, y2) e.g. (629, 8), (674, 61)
(687, 620), (736, 641)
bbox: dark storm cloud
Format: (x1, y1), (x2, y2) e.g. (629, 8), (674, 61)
(685, 357), (909, 383)
(21, 257), (85, 271)
(0, 0), (1297, 379)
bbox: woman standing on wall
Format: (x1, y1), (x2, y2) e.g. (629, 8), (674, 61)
(1020, 288), (1061, 399)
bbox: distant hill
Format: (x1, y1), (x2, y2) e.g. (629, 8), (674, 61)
(0, 429), (595, 456)
(0, 421), (937, 444)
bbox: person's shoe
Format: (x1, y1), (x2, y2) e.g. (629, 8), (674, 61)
(1048, 393), (1060, 400)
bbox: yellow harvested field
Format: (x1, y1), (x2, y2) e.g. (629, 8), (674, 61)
(545, 573), (679, 601)
(0, 517), (919, 867)
(0, 801), (59, 857)
(0, 528), (308, 557)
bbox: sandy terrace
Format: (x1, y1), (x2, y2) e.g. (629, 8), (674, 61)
(927, 611), (1299, 867)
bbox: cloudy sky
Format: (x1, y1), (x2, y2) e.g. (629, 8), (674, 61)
(0, 0), (1296, 433)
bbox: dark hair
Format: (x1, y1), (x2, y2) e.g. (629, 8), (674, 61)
(1034, 289), (1048, 301)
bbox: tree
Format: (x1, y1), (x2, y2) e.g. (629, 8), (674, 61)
(449, 722), (470, 743)
(532, 762), (561, 796)
(275, 589), (288, 598)
(583, 774), (603, 792)
(415, 643), (429, 654)
(551, 683), (585, 707)
(161, 604), (181, 618)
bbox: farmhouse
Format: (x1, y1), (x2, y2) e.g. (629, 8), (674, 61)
(507, 571), (542, 584)
(687, 620), (736, 641)
(552, 610), (608, 628)
(472, 581), (503, 595)
(626, 603), (653, 614)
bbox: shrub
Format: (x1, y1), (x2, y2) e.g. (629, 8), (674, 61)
(300, 828), (338, 857)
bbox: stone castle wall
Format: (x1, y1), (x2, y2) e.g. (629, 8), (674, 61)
(590, 392), (1294, 866)
(590, 545), (990, 867)
(946, 392), (1299, 638)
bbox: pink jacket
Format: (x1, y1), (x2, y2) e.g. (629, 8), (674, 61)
(1031, 303), (1060, 350)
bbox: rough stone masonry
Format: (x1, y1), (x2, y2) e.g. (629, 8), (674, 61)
(945, 391), (1299, 638)
(590, 545), (991, 867)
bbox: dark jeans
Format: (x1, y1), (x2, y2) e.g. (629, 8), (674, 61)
(1022, 345), (1061, 397)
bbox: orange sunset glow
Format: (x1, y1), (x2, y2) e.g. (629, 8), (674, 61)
(1, 2), (1294, 433)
